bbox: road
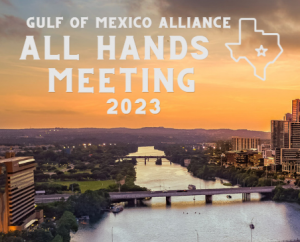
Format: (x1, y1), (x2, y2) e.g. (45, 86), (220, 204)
(35, 185), (297, 203)
(35, 194), (71, 203)
(109, 186), (276, 201)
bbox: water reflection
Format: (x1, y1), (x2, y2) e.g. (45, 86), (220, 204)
(71, 147), (300, 242)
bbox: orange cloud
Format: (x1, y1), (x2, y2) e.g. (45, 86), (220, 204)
(0, 15), (40, 40)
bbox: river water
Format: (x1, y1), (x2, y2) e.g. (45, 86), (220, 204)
(71, 146), (300, 242)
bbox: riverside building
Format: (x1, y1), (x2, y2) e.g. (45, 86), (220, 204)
(271, 99), (300, 174)
(0, 154), (43, 233)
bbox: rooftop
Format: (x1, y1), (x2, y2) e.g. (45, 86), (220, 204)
(0, 156), (34, 164)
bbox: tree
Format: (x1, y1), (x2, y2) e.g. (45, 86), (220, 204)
(37, 199), (74, 219)
(34, 173), (50, 182)
(116, 174), (124, 192)
(56, 171), (64, 176)
(69, 183), (81, 193)
(68, 169), (77, 174)
(72, 190), (109, 218)
(91, 171), (108, 180)
(51, 235), (63, 242)
(74, 164), (88, 171)
(56, 211), (78, 242)
(25, 228), (53, 242)
(0, 231), (23, 242)
(59, 158), (68, 165)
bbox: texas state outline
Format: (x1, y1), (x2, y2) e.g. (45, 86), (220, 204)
(225, 18), (283, 81)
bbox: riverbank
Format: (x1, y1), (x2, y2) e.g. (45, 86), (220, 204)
(272, 186), (300, 203)
(188, 161), (284, 187)
(70, 146), (300, 242)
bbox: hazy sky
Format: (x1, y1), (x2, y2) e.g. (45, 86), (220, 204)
(1, 0), (300, 131)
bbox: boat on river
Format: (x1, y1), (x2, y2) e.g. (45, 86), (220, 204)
(206, 177), (216, 181)
(188, 184), (196, 190)
(112, 205), (124, 213)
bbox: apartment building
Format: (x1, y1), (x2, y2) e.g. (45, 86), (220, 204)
(231, 137), (260, 151)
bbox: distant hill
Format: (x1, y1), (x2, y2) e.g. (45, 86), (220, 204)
(106, 127), (270, 139)
(0, 127), (270, 145)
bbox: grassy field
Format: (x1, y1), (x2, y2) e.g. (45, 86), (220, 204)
(64, 170), (92, 175)
(46, 180), (116, 193)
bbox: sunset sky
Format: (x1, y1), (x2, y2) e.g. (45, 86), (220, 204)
(1, 0), (300, 131)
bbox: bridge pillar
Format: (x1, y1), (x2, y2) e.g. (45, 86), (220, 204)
(205, 195), (212, 204)
(127, 199), (137, 206)
(144, 158), (147, 165)
(166, 196), (171, 206)
(242, 193), (251, 201)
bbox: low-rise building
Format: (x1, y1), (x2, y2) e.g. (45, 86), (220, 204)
(248, 152), (263, 166)
(263, 157), (275, 167)
(281, 148), (300, 174)
(225, 150), (263, 168)
(225, 151), (237, 165)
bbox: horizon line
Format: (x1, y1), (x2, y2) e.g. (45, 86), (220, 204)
(0, 126), (271, 133)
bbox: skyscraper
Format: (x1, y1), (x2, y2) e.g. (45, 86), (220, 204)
(292, 99), (300, 122)
(272, 99), (300, 174)
(290, 122), (300, 148)
(271, 120), (290, 150)
(271, 120), (290, 164)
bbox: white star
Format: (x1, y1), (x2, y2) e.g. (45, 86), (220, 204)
(255, 45), (268, 57)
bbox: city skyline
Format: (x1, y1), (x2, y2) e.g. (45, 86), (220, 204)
(2, 1), (300, 241)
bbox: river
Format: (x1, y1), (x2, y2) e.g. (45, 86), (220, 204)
(71, 146), (300, 242)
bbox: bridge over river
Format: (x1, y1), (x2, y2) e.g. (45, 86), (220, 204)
(114, 155), (173, 165)
(109, 186), (276, 205)
(116, 156), (171, 159)
(36, 186), (295, 205)
(115, 155), (172, 163)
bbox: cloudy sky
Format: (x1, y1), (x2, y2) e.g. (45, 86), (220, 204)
(0, 0), (300, 131)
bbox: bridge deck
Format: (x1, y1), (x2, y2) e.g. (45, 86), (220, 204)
(109, 186), (275, 200)
(116, 156), (171, 159)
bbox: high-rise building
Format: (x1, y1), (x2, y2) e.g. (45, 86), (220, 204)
(290, 122), (300, 148)
(271, 99), (300, 173)
(271, 120), (290, 164)
(284, 113), (293, 122)
(231, 137), (260, 151)
(271, 120), (290, 150)
(0, 156), (42, 233)
(292, 99), (300, 122)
